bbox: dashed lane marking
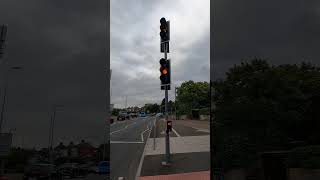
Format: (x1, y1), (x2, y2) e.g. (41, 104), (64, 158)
(110, 122), (137, 135)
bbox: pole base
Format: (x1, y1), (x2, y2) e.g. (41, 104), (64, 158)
(161, 161), (171, 166)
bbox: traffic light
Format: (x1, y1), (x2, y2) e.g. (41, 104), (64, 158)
(159, 58), (171, 90)
(160, 18), (170, 53)
(160, 17), (168, 41)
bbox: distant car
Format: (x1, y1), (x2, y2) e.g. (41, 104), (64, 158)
(117, 112), (127, 121)
(140, 112), (146, 117)
(98, 161), (110, 175)
(89, 166), (99, 174)
(57, 163), (86, 178)
(156, 113), (163, 118)
(24, 163), (60, 180)
(129, 113), (135, 118)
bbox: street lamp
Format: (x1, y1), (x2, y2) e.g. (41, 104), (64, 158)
(48, 104), (63, 165)
(0, 66), (23, 133)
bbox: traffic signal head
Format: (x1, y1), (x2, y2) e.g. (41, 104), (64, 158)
(159, 58), (171, 86)
(160, 18), (169, 42)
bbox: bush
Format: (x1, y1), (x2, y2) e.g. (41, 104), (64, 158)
(199, 107), (210, 115)
(287, 146), (320, 169)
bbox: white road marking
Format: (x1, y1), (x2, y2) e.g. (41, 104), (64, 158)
(196, 129), (210, 133)
(110, 121), (137, 135)
(110, 141), (144, 144)
(118, 177), (124, 180)
(172, 128), (181, 137)
(110, 128), (124, 135)
(140, 128), (149, 142)
(125, 122), (136, 128)
(135, 117), (155, 180)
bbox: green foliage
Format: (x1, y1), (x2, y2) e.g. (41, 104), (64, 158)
(6, 148), (35, 172)
(144, 103), (160, 113)
(287, 146), (320, 169)
(213, 59), (320, 169)
(112, 108), (121, 116)
(176, 81), (210, 116)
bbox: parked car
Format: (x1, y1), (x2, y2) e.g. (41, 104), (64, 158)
(156, 113), (163, 118)
(130, 113), (138, 118)
(23, 163), (60, 180)
(140, 112), (146, 117)
(88, 166), (99, 174)
(117, 112), (127, 121)
(98, 161), (110, 175)
(57, 163), (86, 178)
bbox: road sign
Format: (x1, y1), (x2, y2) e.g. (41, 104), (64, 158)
(0, 133), (12, 157)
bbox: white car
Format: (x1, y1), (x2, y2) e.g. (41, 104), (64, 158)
(156, 113), (163, 118)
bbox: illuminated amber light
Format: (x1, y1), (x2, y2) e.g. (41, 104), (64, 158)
(162, 69), (168, 75)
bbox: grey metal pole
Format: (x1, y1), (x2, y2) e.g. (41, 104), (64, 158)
(0, 80), (7, 133)
(50, 106), (56, 165)
(153, 117), (156, 150)
(103, 68), (110, 161)
(164, 42), (170, 164)
(175, 87), (177, 120)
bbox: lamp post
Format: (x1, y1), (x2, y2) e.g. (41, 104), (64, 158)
(48, 104), (63, 167)
(103, 67), (111, 161)
(0, 66), (23, 133)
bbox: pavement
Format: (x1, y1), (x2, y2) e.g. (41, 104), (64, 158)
(138, 118), (210, 180)
(4, 173), (109, 180)
(110, 116), (155, 180)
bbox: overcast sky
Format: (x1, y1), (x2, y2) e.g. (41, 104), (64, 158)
(110, 0), (210, 108)
(212, 0), (320, 80)
(0, 0), (108, 149)
(1, 0), (320, 149)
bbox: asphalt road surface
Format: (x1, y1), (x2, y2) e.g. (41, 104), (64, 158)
(110, 116), (154, 180)
(69, 173), (109, 180)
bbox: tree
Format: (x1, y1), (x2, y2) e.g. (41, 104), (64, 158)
(112, 108), (121, 116)
(143, 103), (160, 114)
(212, 59), (320, 170)
(176, 81), (210, 116)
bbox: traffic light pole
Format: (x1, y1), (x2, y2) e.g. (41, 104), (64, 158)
(164, 43), (171, 165)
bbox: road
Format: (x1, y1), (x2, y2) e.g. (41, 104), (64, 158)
(4, 173), (109, 180)
(110, 116), (154, 180)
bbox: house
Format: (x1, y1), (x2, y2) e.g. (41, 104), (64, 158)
(77, 140), (97, 159)
(67, 142), (79, 158)
(54, 142), (68, 158)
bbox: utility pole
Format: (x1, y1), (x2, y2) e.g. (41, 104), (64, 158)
(48, 105), (63, 168)
(125, 95), (128, 111)
(0, 80), (7, 133)
(48, 105), (56, 165)
(0, 24), (8, 133)
(103, 67), (111, 161)
(0, 25), (8, 60)
(164, 43), (171, 165)
(159, 17), (171, 165)
(175, 87), (177, 120)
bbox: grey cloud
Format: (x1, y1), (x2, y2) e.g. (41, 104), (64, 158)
(111, 0), (210, 107)
(0, 0), (108, 148)
(213, 0), (320, 80)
